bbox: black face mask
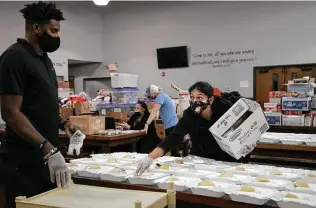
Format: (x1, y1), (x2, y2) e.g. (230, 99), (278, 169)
(37, 31), (60, 53)
(190, 100), (210, 114)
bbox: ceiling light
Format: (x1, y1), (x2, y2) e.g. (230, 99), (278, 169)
(93, 0), (110, 6)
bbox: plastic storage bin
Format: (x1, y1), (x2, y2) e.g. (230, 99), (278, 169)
(111, 88), (139, 104)
(97, 103), (136, 118)
(110, 73), (138, 88)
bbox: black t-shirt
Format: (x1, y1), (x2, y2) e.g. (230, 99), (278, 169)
(158, 98), (242, 162)
(0, 39), (60, 165)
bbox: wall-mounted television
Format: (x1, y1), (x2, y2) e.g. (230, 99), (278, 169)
(156, 46), (188, 69)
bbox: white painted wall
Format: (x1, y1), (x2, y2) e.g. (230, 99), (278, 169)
(102, 2), (316, 98)
(0, 1), (104, 70)
(68, 63), (109, 94)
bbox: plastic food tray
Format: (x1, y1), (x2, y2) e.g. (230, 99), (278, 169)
(305, 140), (316, 147)
(149, 165), (182, 174)
(259, 138), (280, 144)
(280, 139), (304, 145)
(285, 182), (316, 194)
(207, 172), (254, 184)
(189, 180), (237, 198)
(248, 177), (291, 190)
(224, 166), (266, 176)
(128, 172), (169, 185)
(171, 168), (217, 179)
(261, 170), (301, 181)
(155, 176), (201, 192)
(98, 167), (134, 182)
(272, 191), (316, 208)
(302, 171), (316, 183)
(194, 163), (231, 172)
(226, 185), (276, 205)
(70, 158), (98, 165)
(67, 163), (87, 175)
(77, 165), (102, 179)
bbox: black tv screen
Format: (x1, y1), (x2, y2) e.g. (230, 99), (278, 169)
(156, 46), (188, 69)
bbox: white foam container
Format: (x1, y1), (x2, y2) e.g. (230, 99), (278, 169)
(259, 138), (280, 144)
(128, 172), (169, 185)
(285, 182), (316, 194)
(166, 161), (194, 168)
(189, 180), (237, 198)
(99, 167), (134, 182)
(305, 140), (316, 147)
(224, 166), (266, 176)
(280, 139), (304, 145)
(149, 165), (182, 174)
(77, 166), (100, 179)
(226, 185), (276, 205)
(171, 168), (217, 179)
(248, 177), (291, 190)
(272, 191), (316, 208)
(261, 170), (301, 181)
(206, 173), (254, 184)
(302, 171), (316, 183)
(67, 163), (87, 175)
(194, 163), (231, 172)
(70, 158), (98, 165)
(155, 176), (201, 192)
(110, 73), (138, 88)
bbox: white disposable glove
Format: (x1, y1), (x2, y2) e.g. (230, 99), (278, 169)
(68, 130), (86, 156)
(47, 151), (70, 188)
(135, 156), (153, 176)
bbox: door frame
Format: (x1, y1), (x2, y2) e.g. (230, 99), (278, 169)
(253, 63), (316, 101)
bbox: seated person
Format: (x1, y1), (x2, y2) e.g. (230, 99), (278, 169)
(117, 101), (160, 153)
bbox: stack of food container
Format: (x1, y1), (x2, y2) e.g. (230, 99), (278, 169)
(264, 77), (316, 126)
(97, 73), (139, 117)
(68, 153), (316, 207)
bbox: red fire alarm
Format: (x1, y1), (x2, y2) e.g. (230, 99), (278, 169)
(161, 72), (165, 77)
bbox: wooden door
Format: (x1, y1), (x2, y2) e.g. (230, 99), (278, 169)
(255, 67), (284, 105)
(285, 66), (316, 82)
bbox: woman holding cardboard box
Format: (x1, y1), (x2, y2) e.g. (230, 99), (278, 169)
(136, 81), (246, 176)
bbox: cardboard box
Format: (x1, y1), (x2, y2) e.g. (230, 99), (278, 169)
(282, 115), (305, 126)
(268, 91), (286, 98)
(60, 107), (73, 120)
(282, 97), (311, 111)
(89, 101), (101, 112)
(264, 103), (281, 112)
(58, 81), (70, 88)
(69, 116), (105, 135)
(264, 112), (282, 125)
(269, 97), (282, 104)
(74, 101), (90, 116)
(209, 98), (269, 160)
(305, 113), (313, 126)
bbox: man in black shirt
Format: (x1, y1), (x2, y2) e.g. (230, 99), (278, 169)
(0, 2), (79, 208)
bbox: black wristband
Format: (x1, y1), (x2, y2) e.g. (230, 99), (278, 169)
(39, 139), (48, 150)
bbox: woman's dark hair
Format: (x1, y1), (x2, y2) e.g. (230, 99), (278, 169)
(188, 81), (213, 98)
(138, 101), (150, 117)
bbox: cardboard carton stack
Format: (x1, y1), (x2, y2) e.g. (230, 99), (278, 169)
(264, 77), (316, 126)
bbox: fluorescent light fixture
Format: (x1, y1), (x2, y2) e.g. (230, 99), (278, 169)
(93, 0), (110, 6)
